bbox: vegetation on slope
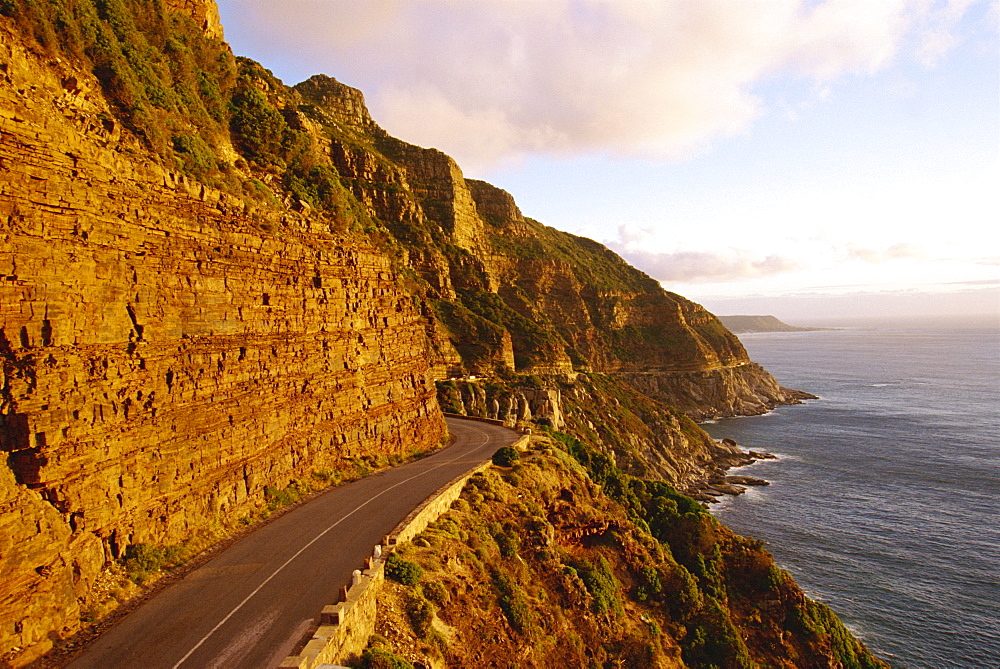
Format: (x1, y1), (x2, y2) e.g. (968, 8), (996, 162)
(1, 0), (233, 164)
(369, 437), (885, 668)
(1, 0), (757, 381)
(0, 5), (830, 663)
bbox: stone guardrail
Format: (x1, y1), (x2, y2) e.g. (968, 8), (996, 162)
(279, 428), (530, 669)
(441, 411), (505, 426)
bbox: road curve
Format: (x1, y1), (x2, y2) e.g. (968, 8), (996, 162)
(64, 417), (518, 669)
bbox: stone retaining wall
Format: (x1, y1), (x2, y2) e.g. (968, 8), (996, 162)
(441, 411), (505, 426)
(279, 431), (529, 668)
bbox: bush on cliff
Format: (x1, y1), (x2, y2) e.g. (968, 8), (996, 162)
(385, 552), (423, 586)
(405, 591), (435, 638)
(358, 647), (413, 669)
(491, 446), (520, 468)
(228, 78), (288, 163)
(121, 543), (184, 584)
(574, 556), (623, 615)
(493, 570), (533, 635)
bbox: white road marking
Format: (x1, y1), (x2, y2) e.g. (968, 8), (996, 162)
(171, 423), (493, 668)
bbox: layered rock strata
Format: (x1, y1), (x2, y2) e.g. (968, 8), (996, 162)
(0, 21), (442, 663)
(1, 1), (814, 663)
(437, 376), (756, 491)
(300, 77), (803, 414)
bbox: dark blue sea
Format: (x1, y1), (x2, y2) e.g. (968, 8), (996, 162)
(703, 321), (1000, 668)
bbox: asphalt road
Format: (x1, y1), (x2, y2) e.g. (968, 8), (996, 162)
(65, 417), (518, 669)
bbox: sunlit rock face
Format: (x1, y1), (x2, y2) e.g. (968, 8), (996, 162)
(0, 20), (443, 663)
(163, 0), (224, 39)
(1, 1), (806, 663)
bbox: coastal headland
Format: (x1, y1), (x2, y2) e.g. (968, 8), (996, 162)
(0, 2), (880, 666)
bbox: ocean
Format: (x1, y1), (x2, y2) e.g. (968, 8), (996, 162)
(702, 322), (1000, 668)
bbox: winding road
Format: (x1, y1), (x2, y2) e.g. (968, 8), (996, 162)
(64, 417), (519, 669)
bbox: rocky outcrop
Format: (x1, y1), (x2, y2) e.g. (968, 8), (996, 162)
(295, 75), (384, 137)
(163, 0), (224, 39)
(620, 362), (816, 421)
(0, 21), (442, 664)
(1, 3), (816, 664)
(439, 379), (565, 430)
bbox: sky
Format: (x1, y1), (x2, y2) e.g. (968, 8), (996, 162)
(216, 0), (1000, 326)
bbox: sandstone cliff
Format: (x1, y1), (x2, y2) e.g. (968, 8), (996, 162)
(0, 9), (443, 663)
(1, 1), (809, 665)
(295, 75), (806, 415)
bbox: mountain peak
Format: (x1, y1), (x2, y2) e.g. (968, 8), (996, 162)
(164, 0), (223, 39)
(295, 74), (384, 135)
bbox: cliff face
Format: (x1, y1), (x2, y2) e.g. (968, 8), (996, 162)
(0, 16), (442, 663)
(298, 76), (804, 415)
(1, 1), (813, 664)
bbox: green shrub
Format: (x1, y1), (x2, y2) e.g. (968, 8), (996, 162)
(406, 592), (434, 638)
(494, 530), (520, 558)
(229, 79), (287, 163)
(635, 565), (663, 602)
(172, 134), (217, 177)
(493, 570), (532, 635)
(284, 165), (346, 211)
(683, 600), (755, 669)
(385, 552), (423, 586)
(121, 543), (183, 584)
(492, 446), (520, 467)
(358, 647), (413, 669)
(575, 557), (622, 615)
(420, 580), (448, 605)
(263, 481), (304, 511)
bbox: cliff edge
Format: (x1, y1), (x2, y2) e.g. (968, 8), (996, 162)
(2, 1), (811, 664)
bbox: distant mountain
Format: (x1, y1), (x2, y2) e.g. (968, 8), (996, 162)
(720, 315), (826, 333)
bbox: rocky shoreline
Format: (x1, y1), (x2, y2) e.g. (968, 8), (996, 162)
(685, 438), (778, 504)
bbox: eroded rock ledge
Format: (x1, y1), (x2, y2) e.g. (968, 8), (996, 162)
(619, 362), (817, 421)
(0, 23), (442, 663)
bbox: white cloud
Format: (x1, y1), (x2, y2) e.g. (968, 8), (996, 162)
(844, 243), (925, 263)
(912, 0), (979, 65)
(221, 0), (981, 171)
(611, 246), (801, 283)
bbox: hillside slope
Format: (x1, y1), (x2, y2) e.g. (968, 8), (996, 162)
(369, 437), (885, 668)
(293, 74), (808, 418)
(2, 1), (807, 664)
